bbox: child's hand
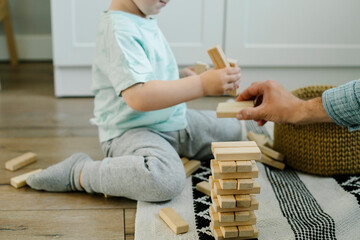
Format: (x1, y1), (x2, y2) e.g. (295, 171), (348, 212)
(199, 67), (241, 96)
(179, 67), (196, 78)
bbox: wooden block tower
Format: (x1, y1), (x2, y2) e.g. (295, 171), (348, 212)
(209, 141), (261, 240)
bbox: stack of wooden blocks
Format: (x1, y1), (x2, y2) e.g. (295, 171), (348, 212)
(209, 141), (261, 240)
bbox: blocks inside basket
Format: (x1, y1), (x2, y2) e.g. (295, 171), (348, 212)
(210, 141), (261, 240)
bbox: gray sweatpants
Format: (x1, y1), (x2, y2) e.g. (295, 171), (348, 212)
(81, 109), (246, 202)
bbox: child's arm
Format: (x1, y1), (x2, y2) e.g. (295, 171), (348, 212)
(122, 67), (241, 112)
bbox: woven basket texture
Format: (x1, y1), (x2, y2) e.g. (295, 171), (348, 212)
(273, 85), (360, 176)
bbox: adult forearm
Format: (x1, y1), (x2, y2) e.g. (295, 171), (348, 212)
(294, 97), (332, 124)
(123, 75), (204, 111)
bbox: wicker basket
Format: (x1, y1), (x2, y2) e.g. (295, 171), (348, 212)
(273, 85), (360, 176)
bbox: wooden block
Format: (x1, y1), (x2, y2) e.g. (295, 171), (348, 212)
(216, 101), (254, 118)
(211, 188), (217, 201)
(227, 58), (238, 67)
(159, 207), (189, 234)
(236, 160), (252, 172)
(10, 169), (42, 188)
(209, 176), (214, 187)
(219, 179), (237, 190)
(235, 211), (251, 222)
(210, 206), (256, 227)
(259, 145), (285, 161)
(196, 181), (211, 196)
(5, 152), (37, 171)
(238, 225), (254, 237)
(211, 160), (258, 179)
(218, 161), (237, 173)
(220, 226), (238, 238)
(211, 225), (258, 240)
(226, 89), (237, 97)
(181, 157), (189, 165)
(238, 179), (254, 190)
(194, 61), (209, 74)
(258, 153), (286, 170)
(247, 131), (272, 147)
(207, 45), (229, 69)
(213, 147), (261, 161)
(218, 212), (234, 223)
(211, 141), (257, 153)
(184, 160), (201, 177)
(207, 46), (237, 97)
(214, 181), (260, 195)
(218, 194), (236, 208)
(235, 195), (252, 207)
(213, 196), (258, 212)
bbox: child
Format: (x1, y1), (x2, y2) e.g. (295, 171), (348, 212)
(27, 0), (244, 202)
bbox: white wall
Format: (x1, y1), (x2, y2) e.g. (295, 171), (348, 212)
(0, 0), (52, 60)
(0, 0), (359, 92)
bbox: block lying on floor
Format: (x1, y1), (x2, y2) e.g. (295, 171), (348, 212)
(196, 181), (211, 196)
(259, 145), (285, 161)
(181, 157), (189, 165)
(184, 160), (201, 177)
(5, 152), (37, 171)
(247, 131), (272, 147)
(10, 169), (42, 188)
(258, 153), (286, 170)
(159, 207), (189, 234)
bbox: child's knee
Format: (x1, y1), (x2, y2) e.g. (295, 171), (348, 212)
(155, 172), (186, 201)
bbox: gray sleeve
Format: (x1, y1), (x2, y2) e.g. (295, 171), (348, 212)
(322, 79), (360, 132)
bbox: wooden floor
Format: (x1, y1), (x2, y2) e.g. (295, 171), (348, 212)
(0, 62), (137, 240)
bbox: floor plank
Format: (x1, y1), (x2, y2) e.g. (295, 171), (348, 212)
(0, 137), (104, 184)
(125, 235), (135, 240)
(0, 185), (136, 211)
(125, 209), (136, 235)
(0, 209), (125, 240)
(0, 62), (137, 239)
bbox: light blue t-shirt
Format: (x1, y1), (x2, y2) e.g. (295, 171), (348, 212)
(90, 11), (187, 142)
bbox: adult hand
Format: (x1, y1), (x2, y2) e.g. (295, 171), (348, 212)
(236, 80), (331, 126)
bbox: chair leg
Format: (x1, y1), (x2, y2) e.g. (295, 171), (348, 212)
(2, 0), (18, 66)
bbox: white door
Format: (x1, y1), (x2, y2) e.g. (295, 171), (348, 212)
(156, 0), (224, 65)
(51, 0), (224, 96)
(225, 0), (360, 66)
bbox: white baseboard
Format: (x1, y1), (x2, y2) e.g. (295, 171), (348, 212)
(0, 34), (52, 60)
(54, 67), (93, 97)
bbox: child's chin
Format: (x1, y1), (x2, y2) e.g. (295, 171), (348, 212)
(149, 9), (161, 16)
